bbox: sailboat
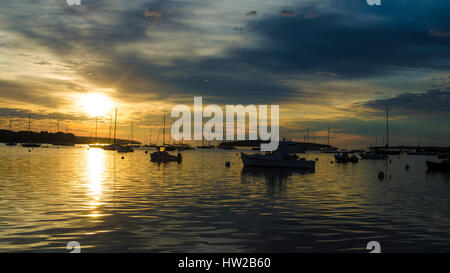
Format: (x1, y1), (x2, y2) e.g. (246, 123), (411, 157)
(103, 108), (121, 151)
(142, 127), (158, 148)
(117, 121), (135, 153)
(89, 116), (104, 148)
(150, 115), (182, 162)
(6, 120), (17, 146)
(156, 116), (176, 151)
(128, 122), (140, 148)
(369, 105), (400, 155)
(22, 115), (41, 148)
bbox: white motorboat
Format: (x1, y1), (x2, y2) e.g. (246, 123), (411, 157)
(240, 152), (315, 169)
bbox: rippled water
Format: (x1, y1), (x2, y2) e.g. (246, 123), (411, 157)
(0, 145), (449, 252)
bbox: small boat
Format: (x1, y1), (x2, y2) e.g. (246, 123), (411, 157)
(22, 143), (41, 148)
(426, 160), (450, 172)
(102, 143), (121, 151)
(359, 152), (386, 160)
(150, 147), (182, 163)
(241, 152), (315, 169)
(334, 152), (359, 163)
(117, 145), (134, 153)
(197, 145), (215, 149)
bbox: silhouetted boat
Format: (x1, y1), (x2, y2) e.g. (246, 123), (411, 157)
(241, 152), (315, 169)
(22, 115), (41, 148)
(359, 152), (386, 160)
(102, 108), (119, 151)
(197, 145), (215, 149)
(334, 152), (359, 163)
(150, 147), (182, 163)
(174, 143), (194, 151)
(22, 143), (41, 148)
(426, 160), (450, 172)
(117, 145), (134, 153)
(6, 120), (17, 146)
(102, 143), (120, 151)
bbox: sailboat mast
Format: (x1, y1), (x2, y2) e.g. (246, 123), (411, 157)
(149, 128), (152, 145)
(108, 114), (112, 144)
(28, 114), (31, 143)
(130, 121), (133, 145)
(163, 116), (166, 145)
(95, 116), (98, 143)
(386, 105), (389, 148)
(327, 127), (330, 146)
(9, 120), (12, 141)
(113, 108), (117, 144)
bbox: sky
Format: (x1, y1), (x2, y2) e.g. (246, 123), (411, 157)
(0, 0), (449, 148)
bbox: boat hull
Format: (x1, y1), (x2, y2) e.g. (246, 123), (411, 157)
(426, 160), (450, 172)
(241, 153), (315, 169)
(22, 143), (41, 148)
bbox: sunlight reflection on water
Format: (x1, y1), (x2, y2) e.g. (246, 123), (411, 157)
(0, 145), (449, 252)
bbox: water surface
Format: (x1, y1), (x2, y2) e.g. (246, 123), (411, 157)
(0, 145), (449, 252)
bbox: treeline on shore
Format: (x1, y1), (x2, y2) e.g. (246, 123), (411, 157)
(0, 129), (140, 145)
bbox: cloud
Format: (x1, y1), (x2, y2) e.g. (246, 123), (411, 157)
(360, 88), (450, 118)
(0, 107), (89, 122)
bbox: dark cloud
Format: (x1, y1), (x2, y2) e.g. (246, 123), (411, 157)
(236, 1), (450, 78)
(0, 107), (89, 122)
(361, 88), (450, 117)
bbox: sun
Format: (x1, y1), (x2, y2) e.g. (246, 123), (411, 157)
(80, 93), (113, 117)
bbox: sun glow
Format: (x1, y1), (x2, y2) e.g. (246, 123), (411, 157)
(80, 93), (113, 117)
